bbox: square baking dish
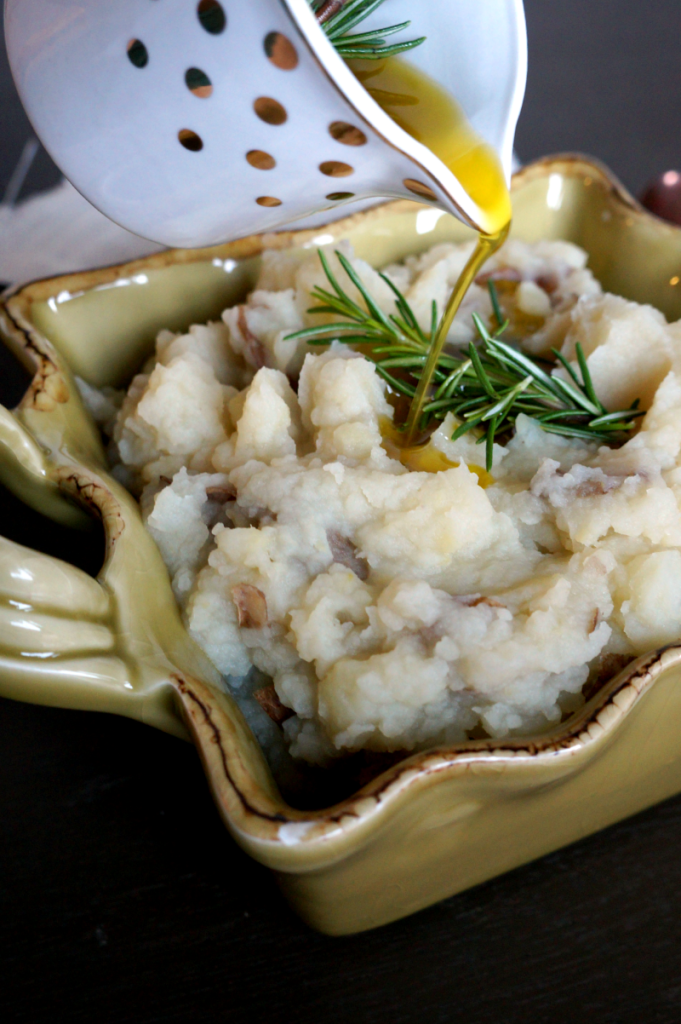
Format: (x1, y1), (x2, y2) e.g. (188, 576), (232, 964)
(2, 155), (681, 934)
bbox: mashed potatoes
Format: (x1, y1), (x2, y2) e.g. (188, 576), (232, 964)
(87, 236), (681, 765)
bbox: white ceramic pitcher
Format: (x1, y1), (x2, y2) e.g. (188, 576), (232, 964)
(4, 0), (527, 248)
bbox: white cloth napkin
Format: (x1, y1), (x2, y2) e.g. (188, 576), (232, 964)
(0, 179), (164, 285)
(0, 177), (381, 285)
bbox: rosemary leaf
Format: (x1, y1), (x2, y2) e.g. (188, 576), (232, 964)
(313, 0), (426, 60)
(575, 342), (605, 412)
(284, 250), (643, 459)
(486, 416), (498, 470)
(551, 348), (583, 388)
(488, 280), (505, 332)
(588, 409), (645, 428)
(334, 23), (413, 45)
(467, 338), (499, 401)
(335, 250), (396, 334)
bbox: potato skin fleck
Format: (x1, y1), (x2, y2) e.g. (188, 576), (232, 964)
(254, 685), (295, 724)
(232, 585), (268, 629)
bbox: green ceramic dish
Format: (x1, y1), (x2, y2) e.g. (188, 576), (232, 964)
(3, 155), (681, 936)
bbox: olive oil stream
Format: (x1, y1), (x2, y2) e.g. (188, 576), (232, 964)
(349, 57), (512, 460)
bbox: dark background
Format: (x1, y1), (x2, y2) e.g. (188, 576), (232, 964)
(3, 2), (681, 1022)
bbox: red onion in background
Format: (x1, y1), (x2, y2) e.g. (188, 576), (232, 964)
(640, 171), (681, 226)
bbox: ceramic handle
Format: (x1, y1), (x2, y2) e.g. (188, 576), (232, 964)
(0, 404), (133, 713)
(0, 533), (134, 711)
(0, 402), (204, 737)
(0, 404), (91, 527)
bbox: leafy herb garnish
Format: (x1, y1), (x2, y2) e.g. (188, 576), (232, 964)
(285, 250), (644, 471)
(311, 0), (426, 60)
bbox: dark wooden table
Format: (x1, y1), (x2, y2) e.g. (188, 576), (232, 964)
(3, 3), (681, 1021)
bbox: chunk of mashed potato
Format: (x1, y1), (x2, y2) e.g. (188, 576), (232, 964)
(93, 237), (681, 764)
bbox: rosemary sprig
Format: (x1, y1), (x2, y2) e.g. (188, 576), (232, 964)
(285, 250), (644, 471)
(311, 0), (426, 59)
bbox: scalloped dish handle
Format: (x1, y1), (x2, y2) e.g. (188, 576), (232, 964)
(0, 404), (91, 528)
(0, 402), (134, 715)
(0, 402), (189, 736)
(0, 533), (135, 709)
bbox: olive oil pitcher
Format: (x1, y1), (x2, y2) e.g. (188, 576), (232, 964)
(4, 0), (526, 247)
